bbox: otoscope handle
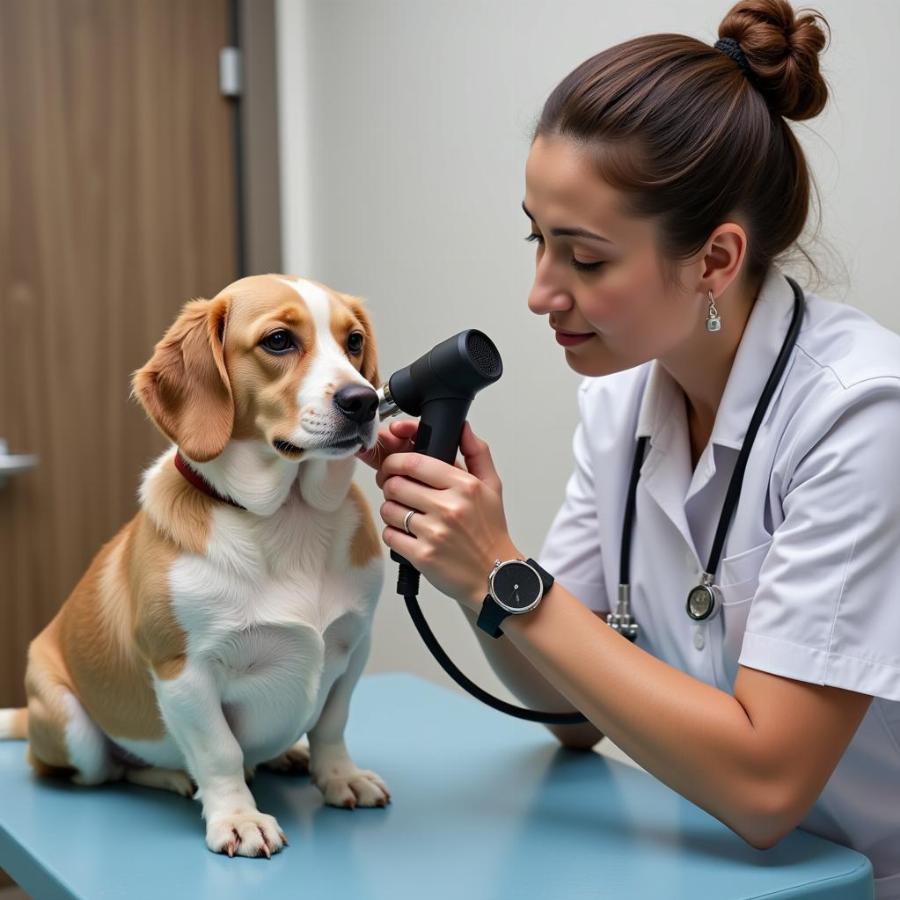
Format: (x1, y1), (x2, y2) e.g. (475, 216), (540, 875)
(390, 396), (470, 568)
(382, 329), (588, 723)
(412, 397), (472, 464)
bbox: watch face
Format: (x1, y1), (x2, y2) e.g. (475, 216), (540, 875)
(491, 561), (542, 612)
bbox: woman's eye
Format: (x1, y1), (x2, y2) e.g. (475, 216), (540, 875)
(260, 330), (295, 354)
(347, 331), (364, 355)
(524, 233), (604, 273)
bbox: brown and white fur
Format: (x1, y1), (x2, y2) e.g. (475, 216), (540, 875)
(0, 274), (390, 858)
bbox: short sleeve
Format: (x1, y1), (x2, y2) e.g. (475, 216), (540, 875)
(536, 381), (610, 614)
(739, 383), (900, 701)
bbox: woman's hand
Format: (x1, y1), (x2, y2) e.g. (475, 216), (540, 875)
(372, 420), (521, 611)
(356, 419), (465, 489)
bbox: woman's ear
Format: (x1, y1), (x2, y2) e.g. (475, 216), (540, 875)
(699, 222), (748, 299)
(131, 295), (233, 462)
(342, 293), (381, 388)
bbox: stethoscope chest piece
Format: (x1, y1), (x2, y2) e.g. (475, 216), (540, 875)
(685, 572), (722, 621)
(607, 584), (640, 641)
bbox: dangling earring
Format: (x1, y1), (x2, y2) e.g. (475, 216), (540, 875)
(706, 290), (722, 333)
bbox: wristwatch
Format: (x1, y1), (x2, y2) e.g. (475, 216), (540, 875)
(476, 557), (555, 638)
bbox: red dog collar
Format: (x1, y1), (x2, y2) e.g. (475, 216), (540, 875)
(174, 451), (246, 511)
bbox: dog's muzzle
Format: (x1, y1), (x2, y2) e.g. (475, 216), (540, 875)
(272, 384), (378, 458)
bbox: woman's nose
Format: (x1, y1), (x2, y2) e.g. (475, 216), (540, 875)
(528, 258), (573, 316)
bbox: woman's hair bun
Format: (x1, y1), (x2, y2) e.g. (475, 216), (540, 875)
(718, 0), (831, 120)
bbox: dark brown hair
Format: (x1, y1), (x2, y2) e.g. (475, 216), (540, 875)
(533, 0), (832, 292)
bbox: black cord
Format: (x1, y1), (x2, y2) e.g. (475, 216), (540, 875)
(398, 560), (589, 724)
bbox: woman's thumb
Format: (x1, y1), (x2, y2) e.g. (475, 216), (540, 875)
(459, 421), (501, 492)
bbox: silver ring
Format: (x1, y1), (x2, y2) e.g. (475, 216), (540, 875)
(403, 508), (417, 536)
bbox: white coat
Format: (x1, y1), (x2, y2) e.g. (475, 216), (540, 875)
(536, 264), (900, 897)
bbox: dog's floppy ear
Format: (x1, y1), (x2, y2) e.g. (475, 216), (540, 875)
(342, 293), (381, 389)
(132, 295), (233, 462)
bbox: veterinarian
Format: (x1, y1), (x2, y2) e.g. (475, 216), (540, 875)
(356, 1), (900, 893)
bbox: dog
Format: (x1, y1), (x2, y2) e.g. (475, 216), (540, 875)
(0, 274), (390, 858)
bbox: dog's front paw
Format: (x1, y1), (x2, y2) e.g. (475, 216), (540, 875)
(314, 767), (391, 809)
(206, 809), (288, 858)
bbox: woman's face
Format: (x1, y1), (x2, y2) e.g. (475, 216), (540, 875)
(524, 134), (703, 377)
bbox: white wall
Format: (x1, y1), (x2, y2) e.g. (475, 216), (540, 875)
(274, 0), (900, 760)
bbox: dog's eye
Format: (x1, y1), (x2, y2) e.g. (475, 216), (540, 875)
(260, 330), (296, 355)
(347, 331), (364, 355)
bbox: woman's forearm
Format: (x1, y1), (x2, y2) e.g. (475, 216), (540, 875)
(456, 603), (606, 749)
(492, 577), (786, 848)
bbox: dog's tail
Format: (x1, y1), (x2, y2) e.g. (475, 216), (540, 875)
(0, 708), (28, 740)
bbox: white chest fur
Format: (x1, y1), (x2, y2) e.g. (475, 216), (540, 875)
(119, 479), (384, 770)
(177, 490), (377, 643)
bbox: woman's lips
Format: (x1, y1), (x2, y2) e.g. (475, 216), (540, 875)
(555, 330), (595, 346)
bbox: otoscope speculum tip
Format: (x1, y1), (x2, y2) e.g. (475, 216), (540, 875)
(376, 382), (400, 420)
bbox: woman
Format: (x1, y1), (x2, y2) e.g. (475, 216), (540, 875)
(356, 0), (900, 893)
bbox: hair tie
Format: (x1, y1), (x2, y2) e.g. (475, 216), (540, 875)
(714, 37), (752, 78)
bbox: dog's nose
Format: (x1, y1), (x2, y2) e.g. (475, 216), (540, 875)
(333, 384), (379, 424)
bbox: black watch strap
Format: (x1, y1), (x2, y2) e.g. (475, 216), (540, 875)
(477, 558), (554, 638)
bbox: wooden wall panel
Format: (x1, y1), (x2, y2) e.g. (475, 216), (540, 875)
(0, 0), (237, 707)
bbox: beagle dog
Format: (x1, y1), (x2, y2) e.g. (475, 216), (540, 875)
(0, 274), (390, 858)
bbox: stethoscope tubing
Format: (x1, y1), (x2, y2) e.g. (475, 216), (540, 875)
(612, 275), (807, 639)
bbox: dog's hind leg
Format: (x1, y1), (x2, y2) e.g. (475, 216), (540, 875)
(124, 766), (196, 797)
(260, 739), (310, 775)
(61, 692), (126, 786)
(24, 628), (122, 786)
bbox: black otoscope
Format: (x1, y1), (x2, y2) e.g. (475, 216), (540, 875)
(374, 329), (587, 725)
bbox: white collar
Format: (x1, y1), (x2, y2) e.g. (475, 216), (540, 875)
(635, 265), (799, 451)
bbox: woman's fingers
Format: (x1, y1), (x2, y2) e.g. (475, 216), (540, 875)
(358, 418), (466, 486)
(389, 419), (418, 439)
(374, 422), (420, 488)
(356, 419), (419, 474)
(458, 420), (502, 494)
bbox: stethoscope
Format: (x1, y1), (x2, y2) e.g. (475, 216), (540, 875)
(607, 275), (806, 642)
